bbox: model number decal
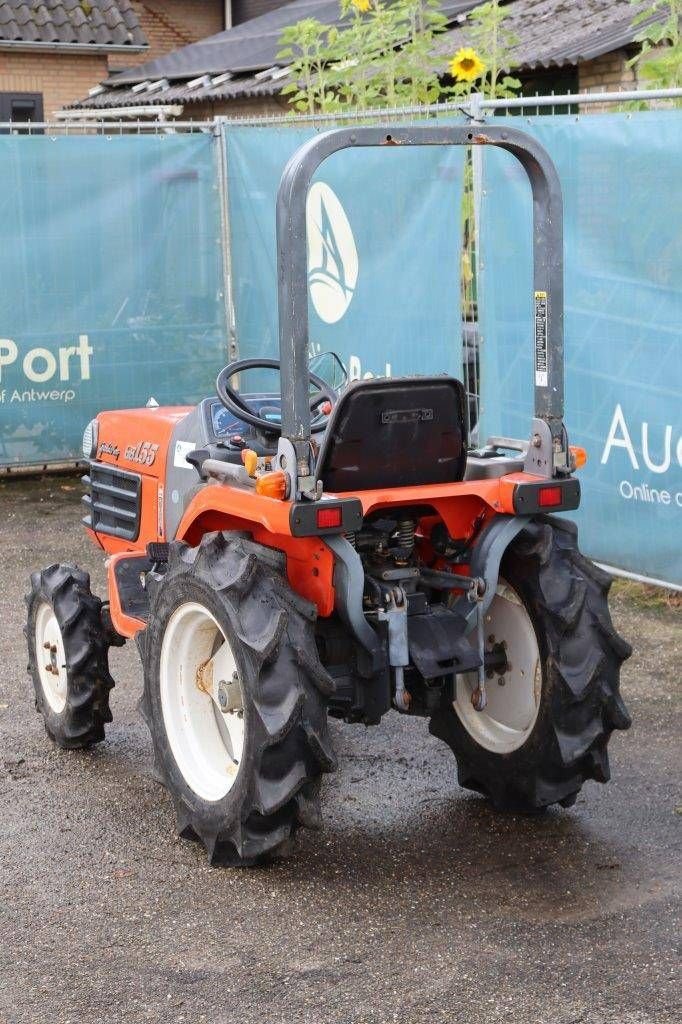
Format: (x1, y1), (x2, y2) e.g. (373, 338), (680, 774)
(534, 290), (548, 388)
(125, 440), (159, 466)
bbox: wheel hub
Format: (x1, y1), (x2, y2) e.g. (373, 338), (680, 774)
(455, 580), (541, 754)
(160, 602), (245, 803)
(35, 602), (68, 714)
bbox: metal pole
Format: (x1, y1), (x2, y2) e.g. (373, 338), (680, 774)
(478, 87), (682, 110)
(469, 94), (485, 444)
(214, 118), (238, 362)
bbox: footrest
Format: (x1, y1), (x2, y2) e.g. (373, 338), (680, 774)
(113, 555), (153, 623)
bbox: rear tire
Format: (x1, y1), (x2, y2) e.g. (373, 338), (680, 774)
(139, 531), (337, 866)
(25, 564), (114, 748)
(429, 516), (632, 812)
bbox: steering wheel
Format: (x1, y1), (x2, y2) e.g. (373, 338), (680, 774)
(215, 358), (337, 435)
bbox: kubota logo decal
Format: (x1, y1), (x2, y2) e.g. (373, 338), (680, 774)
(306, 182), (358, 324)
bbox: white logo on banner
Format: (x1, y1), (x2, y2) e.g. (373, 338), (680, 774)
(600, 402), (682, 509)
(306, 182), (358, 324)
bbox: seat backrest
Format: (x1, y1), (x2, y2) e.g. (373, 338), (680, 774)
(315, 376), (468, 493)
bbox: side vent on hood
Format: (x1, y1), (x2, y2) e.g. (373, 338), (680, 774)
(82, 462), (142, 541)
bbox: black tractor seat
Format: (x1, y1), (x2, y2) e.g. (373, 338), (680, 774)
(314, 376), (468, 492)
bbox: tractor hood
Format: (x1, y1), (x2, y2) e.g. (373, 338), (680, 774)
(93, 406), (192, 474)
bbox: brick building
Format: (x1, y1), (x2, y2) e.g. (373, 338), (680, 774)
(0, 1), (237, 121)
(3, 1), (670, 124)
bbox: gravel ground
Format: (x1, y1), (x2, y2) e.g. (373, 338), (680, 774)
(0, 476), (680, 1024)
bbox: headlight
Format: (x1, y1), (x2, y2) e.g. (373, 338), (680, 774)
(82, 418), (98, 459)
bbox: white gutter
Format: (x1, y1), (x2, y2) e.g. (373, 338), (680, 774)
(54, 105), (184, 120)
(224, 1), (232, 30)
(0, 40), (148, 54)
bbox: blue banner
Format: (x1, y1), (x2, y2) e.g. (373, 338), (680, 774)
(1, 116), (678, 587)
(225, 122), (465, 380)
(0, 134), (227, 466)
(478, 111), (682, 587)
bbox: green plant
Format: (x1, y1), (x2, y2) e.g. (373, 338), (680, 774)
(278, 0), (451, 112)
(629, 0), (682, 89)
(392, 0), (450, 105)
(458, 0), (521, 99)
(277, 0), (523, 113)
(278, 18), (343, 113)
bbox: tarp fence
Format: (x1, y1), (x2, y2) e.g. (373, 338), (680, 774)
(477, 111), (681, 587)
(0, 110), (679, 586)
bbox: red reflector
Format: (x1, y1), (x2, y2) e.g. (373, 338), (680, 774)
(316, 506), (342, 529)
(538, 485), (563, 508)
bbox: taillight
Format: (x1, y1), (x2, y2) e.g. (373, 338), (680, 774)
(513, 478), (581, 514)
(289, 498), (363, 537)
(316, 506), (343, 529)
(537, 485), (564, 508)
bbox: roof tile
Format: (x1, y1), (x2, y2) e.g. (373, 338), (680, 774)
(102, 0), (477, 85)
(435, 0), (659, 71)
(0, 0), (148, 48)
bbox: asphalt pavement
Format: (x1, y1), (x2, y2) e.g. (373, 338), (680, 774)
(0, 476), (679, 1024)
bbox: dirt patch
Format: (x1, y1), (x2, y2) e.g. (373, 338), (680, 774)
(0, 476), (680, 1024)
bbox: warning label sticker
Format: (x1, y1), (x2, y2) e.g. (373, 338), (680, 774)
(534, 290), (548, 387)
(174, 439), (195, 469)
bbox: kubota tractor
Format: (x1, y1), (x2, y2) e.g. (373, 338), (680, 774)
(26, 126), (632, 866)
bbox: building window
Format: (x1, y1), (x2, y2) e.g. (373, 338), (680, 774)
(0, 92), (44, 133)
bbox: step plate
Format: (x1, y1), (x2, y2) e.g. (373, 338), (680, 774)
(113, 555), (152, 623)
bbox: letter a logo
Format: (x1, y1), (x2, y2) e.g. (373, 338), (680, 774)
(306, 182), (359, 324)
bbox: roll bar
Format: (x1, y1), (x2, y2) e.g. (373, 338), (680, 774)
(275, 125), (565, 485)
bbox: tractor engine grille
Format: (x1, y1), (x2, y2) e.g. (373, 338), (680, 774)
(82, 462), (142, 541)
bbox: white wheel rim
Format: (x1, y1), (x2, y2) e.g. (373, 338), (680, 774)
(159, 602), (245, 803)
(454, 580), (542, 754)
(35, 602), (68, 714)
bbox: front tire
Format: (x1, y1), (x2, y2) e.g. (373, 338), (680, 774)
(139, 532), (337, 866)
(429, 516), (632, 812)
(25, 564), (115, 748)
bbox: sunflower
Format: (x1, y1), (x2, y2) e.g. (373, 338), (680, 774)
(449, 47), (486, 83)
(351, 0), (371, 11)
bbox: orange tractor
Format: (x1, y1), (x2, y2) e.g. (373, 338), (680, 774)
(26, 126), (631, 866)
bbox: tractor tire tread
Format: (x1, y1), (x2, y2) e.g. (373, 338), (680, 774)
(429, 515), (631, 813)
(139, 531), (336, 866)
(25, 563), (115, 749)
